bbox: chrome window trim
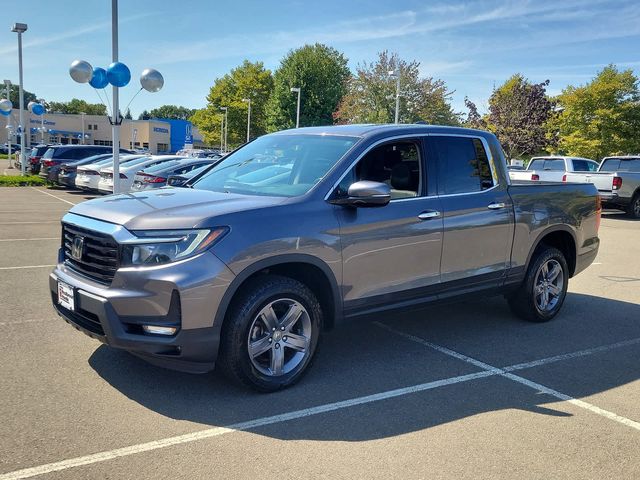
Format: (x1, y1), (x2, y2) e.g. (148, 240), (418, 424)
(62, 212), (137, 244)
(325, 132), (506, 202)
(323, 133), (432, 202)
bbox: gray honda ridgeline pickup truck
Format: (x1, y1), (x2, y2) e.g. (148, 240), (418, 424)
(50, 125), (601, 391)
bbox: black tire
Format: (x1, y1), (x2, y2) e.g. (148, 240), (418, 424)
(218, 275), (322, 392)
(626, 193), (640, 219)
(508, 246), (569, 322)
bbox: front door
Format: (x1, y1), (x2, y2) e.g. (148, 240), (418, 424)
(333, 138), (443, 315)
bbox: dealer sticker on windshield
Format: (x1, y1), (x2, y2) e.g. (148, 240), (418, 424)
(57, 281), (75, 311)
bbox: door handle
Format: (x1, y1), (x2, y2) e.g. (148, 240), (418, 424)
(487, 202), (506, 210)
(418, 210), (441, 220)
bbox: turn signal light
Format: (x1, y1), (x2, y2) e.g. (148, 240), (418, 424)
(142, 325), (177, 335)
(562, 174), (567, 182)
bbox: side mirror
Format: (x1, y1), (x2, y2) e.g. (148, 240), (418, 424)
(330, 180), (391, 207)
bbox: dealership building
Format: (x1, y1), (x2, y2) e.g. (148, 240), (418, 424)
(1, 109), (204, 154)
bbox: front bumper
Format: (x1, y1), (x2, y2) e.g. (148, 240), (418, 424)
(50, 249), (236, 373)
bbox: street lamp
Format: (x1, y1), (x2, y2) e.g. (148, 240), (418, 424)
(242, 98), (251, 143)
(3, 80), (12, 168)
(290, 87), (301, 128)
(38, 99), (46, 143)
(80, 112), (86, 145)
(11, 22), (27, 175)
(388, 69), (401, 124)
(220, 106), (228, 152)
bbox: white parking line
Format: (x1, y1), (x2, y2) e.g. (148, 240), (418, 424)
(0, 319), (49, 327)
(30, 187), (76, 206)
(375, 322), (640, 432)
(0, 238), (58, 242)
(0, 370), (494, 480)
(0, 221), (59, 225)
(2, 334), (640, 479)
(0, 265), (56, 270)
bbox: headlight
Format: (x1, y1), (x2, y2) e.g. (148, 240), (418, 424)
(121, 228), (228, 266)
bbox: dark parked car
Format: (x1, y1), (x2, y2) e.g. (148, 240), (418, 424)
(58, 153), (114, 188)
(51, 124), (600, 392)
(166, 163), (216, 187)
(39, 145), (133, 183)
(131, 158), (216, 191)
(26, 144), (57, 174)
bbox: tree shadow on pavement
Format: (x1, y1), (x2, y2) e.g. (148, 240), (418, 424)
(88, 292), (640, 442)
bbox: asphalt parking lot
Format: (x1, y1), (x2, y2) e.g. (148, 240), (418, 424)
(0, 186), (639, 480)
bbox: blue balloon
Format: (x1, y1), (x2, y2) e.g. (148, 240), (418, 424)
(106, 62), (131, 87)
(32, 103), (45, 115)
(0, 109), (10, 117)
(89, 67), (108, 89)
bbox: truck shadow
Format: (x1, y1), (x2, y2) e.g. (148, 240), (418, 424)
(88, 292), (640, 442)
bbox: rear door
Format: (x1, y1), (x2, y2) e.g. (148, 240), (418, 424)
(427, 135), (514, 291)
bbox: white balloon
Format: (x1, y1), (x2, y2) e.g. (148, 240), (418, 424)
(140, 68), (164, 93)
(0, 98), (13, 113)
(69, 60), (93, 84)
(28, 101), (36, 112)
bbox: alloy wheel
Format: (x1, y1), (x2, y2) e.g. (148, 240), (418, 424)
(533, 259), (564, 312)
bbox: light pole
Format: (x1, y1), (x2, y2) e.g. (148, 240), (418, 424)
(290, 87), (301, 128)
(388, 69), (401, 124)
(219, 113), (224, 153)
(80, 112), (86, 145)
(242, 98), (251, 143)
(220, 106), (228, 152)
(3, 80), (12, 168)
(38, 99), (46, 144)
(11, 22), (27, 175)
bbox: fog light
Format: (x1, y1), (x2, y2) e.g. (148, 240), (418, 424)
(142, 325), (177, 335)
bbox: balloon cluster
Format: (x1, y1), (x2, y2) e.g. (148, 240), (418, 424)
(28, 101), (45, 115)
(0, 98), (11, 117)
(69, 59), (164, 92)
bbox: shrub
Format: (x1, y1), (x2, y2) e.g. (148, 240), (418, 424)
(0, 175), (46, 186)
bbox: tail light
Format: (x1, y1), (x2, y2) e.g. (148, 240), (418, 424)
(81, 170), (99, 176)
(43, 159), (56, 167)
(29, 156), (40, 165)
(63, 166), (77, 173)
(137, 172), (166, 183)
(612, 176), (622, 190)
(595, 194), (602, 232)
(531, 174), (540, 181)
(119, 173), (127, 179)
(562, 174), (567, 182)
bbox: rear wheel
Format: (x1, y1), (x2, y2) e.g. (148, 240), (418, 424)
(219, 275), (322, 392)
(508, 246), (569, 322)
(626, 193), (640, 219)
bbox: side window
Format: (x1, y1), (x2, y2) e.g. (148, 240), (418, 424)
(432, 136), (494, 195)
(544, 159), (565, 171)
(599, 159), (621, 172)
(338, 141), (422, 200)
(619, 159), (640, 172)
(572, 160), (591, 172)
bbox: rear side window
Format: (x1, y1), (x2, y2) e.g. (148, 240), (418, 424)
(42, 148), (54, 159)
(544, 159), (565, 171)
(432, 136), (494, 195)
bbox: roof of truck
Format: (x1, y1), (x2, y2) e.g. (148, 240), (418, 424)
(272, 123), (493, 139)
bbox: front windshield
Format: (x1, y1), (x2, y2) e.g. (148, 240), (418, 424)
(193, 134), (358, 197)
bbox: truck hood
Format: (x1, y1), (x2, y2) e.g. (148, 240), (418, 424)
(69, 187), (288, 230)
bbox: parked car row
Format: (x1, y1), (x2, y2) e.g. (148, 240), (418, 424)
(509, 155), (640, 218)
(36, 144), (223, 194)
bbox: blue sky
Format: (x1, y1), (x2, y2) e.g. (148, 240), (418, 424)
(1, 0), (638, 118)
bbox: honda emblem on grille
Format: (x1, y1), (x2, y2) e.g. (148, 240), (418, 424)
(71, 236), (85, 261)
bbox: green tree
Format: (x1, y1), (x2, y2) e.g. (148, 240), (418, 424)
(550, 65), (640, 159)
(191, 60), (273, 147)
(47, 98), (106, 115)
(486, 74), (555, 159)
(266, 43), (350, 131)
(146, 105), (196, 120)
(334, 51), (460, 126)
(5, 86), (37, 108)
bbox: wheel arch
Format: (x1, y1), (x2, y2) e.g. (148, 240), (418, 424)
(526, 226), (577, 277)
(214, 254), (342, 341)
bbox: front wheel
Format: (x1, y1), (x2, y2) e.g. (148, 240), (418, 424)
(219, 275), (322, 392)
(508, 246), (569, 322)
